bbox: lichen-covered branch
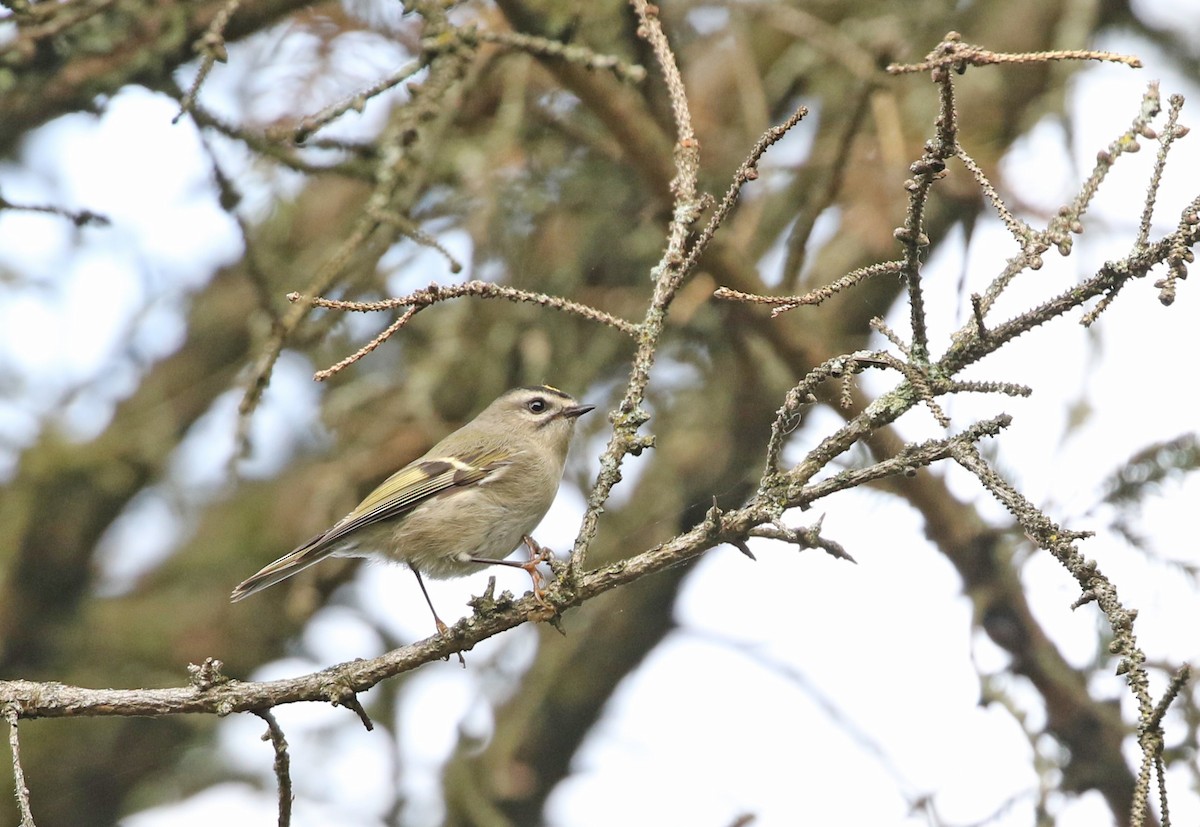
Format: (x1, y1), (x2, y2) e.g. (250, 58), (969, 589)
(0, 411), (1010, 723)
(288, 280), (641, 380)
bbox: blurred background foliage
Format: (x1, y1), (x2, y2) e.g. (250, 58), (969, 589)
(0, 0), (1197, 825)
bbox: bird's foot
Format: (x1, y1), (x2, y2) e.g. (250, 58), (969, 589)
(521, 535), (555, 608)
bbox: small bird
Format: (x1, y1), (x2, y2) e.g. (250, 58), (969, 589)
(231, 385), (594, 632)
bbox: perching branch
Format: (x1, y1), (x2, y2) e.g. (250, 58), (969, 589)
(1, 412), (1011, 722)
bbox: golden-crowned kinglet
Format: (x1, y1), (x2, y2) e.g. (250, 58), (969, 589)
(231, 385), (594, 627)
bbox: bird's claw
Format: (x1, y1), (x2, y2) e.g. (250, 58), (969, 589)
(522, 535), (555, 608)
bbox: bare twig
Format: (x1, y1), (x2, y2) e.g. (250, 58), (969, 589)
(682, 104), (808, 276)
(946, 380), (1032, 398)
(748, 515), (857, 564)
(869, 317), (911, 355)
(290, 281), (639, 332)
(185, 100), (372, 178)
(634, 0), (700, 274)
(792, 415), (1012, 506)
(468, 29), (646, 84)
(290, 280), (639, 380)
(715, 261), (902, 315)
(1137, 93), (1186, 247)
(761, 351), (892, 478)
(370, 209), (464, 274)
(312, 307), (418, 382)
(287, 58), (427, 144)
(0, 194), (109, 227)
(567, 0), (705, 581)
(892, 52), (962, 365)
(976, 84), (1167, 318)
(955, 147), (1031, 242)
(887, 31), (1141, 75)
(254, 710), (293, 827)
(948, 443), (1187, 827)
(5, 704), (35, 827)
(174, 0), (243, 123)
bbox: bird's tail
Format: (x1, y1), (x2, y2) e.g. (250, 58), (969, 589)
(230, 535), (337, 602)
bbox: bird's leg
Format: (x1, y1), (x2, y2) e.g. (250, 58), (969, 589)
(412, 568), (448, 634)
(463, 535), (554, 607)
(412, 568), (465, 667)
(519, 534), (553, 605)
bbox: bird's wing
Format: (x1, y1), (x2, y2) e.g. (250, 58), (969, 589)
(318, 445), (514, 548)
(230, 446), (513, 601)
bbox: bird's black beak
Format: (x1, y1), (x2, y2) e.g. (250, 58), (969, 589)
(563, 404), (595, 419)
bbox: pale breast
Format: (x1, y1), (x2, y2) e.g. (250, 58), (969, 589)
(386, 481), (557, 579)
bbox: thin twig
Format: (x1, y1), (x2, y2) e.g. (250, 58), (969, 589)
(370, 209), (464, 274)
(761, 351), (892, 479)
(946, 380), (1032, 398)
(792, 415), (1012, 506)
(0, 195), (109, 227)
(291, 280), (639, 380)
(631, 0), (700, 277)
(976, 84), (1165, 318)
(470, 29), (646, 84)
(567, 0), (704, 581)
(956, 147), (1031, 242)
(682, 104), (808, 276)
(947, 442), (1174, 825)
(715, 260), (900, 315)
(892, 53), (961, 365)
(1136, 93), (1186, 251)
(287, 58), (427, 144)
(185, 100), (372, 178)
(313, 307), (417, 382)
(888, 31), (1141, 75)
(748, 517), (857, 563)
(5, 704), (35, 827)
(291, 281), (638, 335)
(174, 0), (243, 123)
(254, 710), (293, 827)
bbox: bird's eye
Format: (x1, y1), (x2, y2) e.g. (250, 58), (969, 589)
(527, 398), (548, 414)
